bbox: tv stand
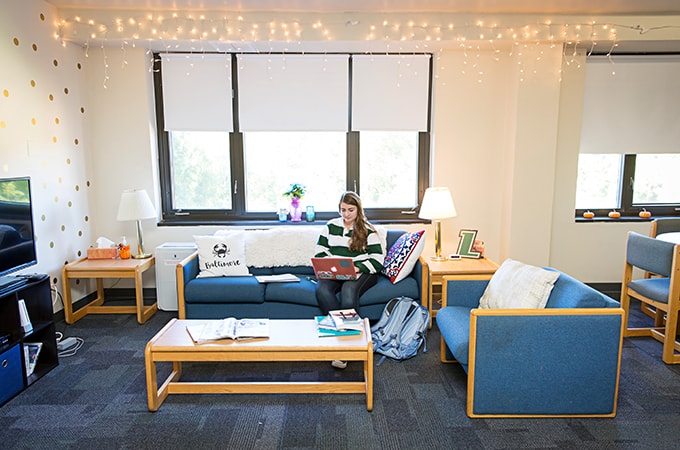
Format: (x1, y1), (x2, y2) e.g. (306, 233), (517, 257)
(0, 276), (58, 406)
(0, 276), (26, 293)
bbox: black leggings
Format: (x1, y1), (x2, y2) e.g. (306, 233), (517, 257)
(315, 273), (378, 315)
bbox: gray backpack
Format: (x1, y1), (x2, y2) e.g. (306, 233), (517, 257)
(370, 297), (430, 365)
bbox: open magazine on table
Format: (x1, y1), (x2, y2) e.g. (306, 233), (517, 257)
(186, 318), (270, 343)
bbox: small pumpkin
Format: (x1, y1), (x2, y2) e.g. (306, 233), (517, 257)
(583, 210), (595, 219)
(638, 208), (652, 219)
(608, 210), (621, 219)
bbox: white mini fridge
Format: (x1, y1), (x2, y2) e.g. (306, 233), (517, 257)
(154, 242), (197, 311)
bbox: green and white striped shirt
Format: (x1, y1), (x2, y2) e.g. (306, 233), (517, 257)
(314, 217), (384, 274)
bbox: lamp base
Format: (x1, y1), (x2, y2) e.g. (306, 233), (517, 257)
(133, 253), (152, 259)
(430, 255), (448, 261)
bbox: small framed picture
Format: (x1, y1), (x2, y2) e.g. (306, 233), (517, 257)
(456, 229), (484, 259)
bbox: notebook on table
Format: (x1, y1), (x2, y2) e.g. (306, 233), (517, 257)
(311, 257), (360, 281)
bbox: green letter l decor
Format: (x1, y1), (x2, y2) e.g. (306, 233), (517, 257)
(456, 229), (481, 259)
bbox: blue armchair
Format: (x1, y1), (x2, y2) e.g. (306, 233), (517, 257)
(437, 270), (624, 418)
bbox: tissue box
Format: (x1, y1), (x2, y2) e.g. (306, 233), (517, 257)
(87, 248), (118, 259)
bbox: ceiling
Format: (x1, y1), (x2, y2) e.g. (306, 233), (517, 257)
(44, 0), (680, 15)
(45, 0), (680, 53)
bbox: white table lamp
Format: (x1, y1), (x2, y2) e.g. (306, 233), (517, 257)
(117, 189), (156, 259)
(419, 187), (457, 261)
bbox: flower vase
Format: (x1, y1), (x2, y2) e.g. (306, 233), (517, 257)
(290, 197), (303, 222)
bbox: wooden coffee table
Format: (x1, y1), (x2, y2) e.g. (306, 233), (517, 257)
(145, 318), (374, 411)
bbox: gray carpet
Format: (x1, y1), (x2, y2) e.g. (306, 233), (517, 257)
(1, 299), (679, 449)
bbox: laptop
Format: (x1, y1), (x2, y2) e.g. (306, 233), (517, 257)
(311, 257), (360, 281)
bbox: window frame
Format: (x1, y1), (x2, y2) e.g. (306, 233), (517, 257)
(575, 153), (680, 220)
(153, 53), (431, 226)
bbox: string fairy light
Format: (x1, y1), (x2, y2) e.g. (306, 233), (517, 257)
(54, 11), (680, 86)
(57, 11), (673, 46)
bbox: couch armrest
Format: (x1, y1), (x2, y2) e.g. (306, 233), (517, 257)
(412, 257), (423, 298)
(468, 307), (624, 418)
(176, 251), (199, 319)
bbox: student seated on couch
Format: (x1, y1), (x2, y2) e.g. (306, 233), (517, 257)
(314, 191), (384, 315)
(313, 191), (384, 370)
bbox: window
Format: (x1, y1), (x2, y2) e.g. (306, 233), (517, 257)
(575, 153), (680, 217)
(243, 132), (346, 212)
(169, 131), (232, 210)
(577, 54), (680, 219)
(359, 131), (419, 208)
(154, 53), (432, 225)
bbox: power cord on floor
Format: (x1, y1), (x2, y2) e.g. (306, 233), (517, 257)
(51, 285), (63, 310)
(56, 331), (84, 357)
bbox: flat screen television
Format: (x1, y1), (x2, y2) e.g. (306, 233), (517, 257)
(0, 177), (38, 290)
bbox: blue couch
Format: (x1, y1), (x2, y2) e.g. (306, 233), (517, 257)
(177, 230), (422, 320)
(436, 269), (624, 418)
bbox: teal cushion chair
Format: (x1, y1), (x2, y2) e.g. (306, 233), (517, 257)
(436, 269), (624, 418)
(620, 231), (680, 365)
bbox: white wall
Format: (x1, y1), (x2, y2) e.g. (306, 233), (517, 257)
(80, 33), (662, 287)
(0, 0), (94, 304)
(84, 39), (642, 285)
(2, 1), (675, 314)
(550, 51), (650, 281)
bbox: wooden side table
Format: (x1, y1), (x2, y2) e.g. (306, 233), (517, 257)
(62, 257), (157, 324)
(420, 256), (499, 327)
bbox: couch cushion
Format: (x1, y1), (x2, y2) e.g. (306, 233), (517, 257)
(436, 305), (473, 368)
(627, 278), (671, 304)
(479, 259), (559, 309)
(264, 279), (319, 306)
(194, 234), (249, 277)
(381, 229), (425, 284)
(184, 276), (265, 304)
(546, 270), (620, 308)
(359, 276), (420, 306)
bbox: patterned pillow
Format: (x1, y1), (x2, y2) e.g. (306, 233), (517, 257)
(194, 234), (250, 278)
(381, 230), (425, 284)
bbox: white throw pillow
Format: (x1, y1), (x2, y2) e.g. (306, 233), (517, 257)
(479, 259), (559, 309)
(215, 227), (322, 267)
(194, 234), (250, 277)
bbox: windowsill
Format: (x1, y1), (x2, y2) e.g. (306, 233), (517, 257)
(158, 218), (429, 227)
(574, 216), (654, 223)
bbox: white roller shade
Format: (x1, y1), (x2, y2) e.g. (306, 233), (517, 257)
(580, 55), (680, 154)
(161, 53), (233, 132)
(351, 54), (431, 131)
(237, 54), (349, 131)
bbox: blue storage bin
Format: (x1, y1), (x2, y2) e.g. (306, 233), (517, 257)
(0, 344), (24, 405)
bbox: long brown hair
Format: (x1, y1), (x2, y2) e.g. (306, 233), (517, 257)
(339, 191), (373, 252)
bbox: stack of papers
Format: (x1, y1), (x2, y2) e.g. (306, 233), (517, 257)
(315, 308), (364, 337)
(24, 342), (42, 377)
(255, 274), (300, 283)
(329, 309), (363, 331)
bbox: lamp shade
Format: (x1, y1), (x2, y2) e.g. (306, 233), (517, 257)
(116, 189), (157, 221)
(418, 187), (457, 220)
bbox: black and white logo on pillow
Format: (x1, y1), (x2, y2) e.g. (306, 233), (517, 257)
(212, 243), (229, 258)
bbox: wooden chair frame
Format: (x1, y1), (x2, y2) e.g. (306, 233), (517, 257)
(620, 231), (680, 364)
(642, 218), (680, 322)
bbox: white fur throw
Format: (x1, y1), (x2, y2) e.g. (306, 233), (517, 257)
(214, 226), (387, 268)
